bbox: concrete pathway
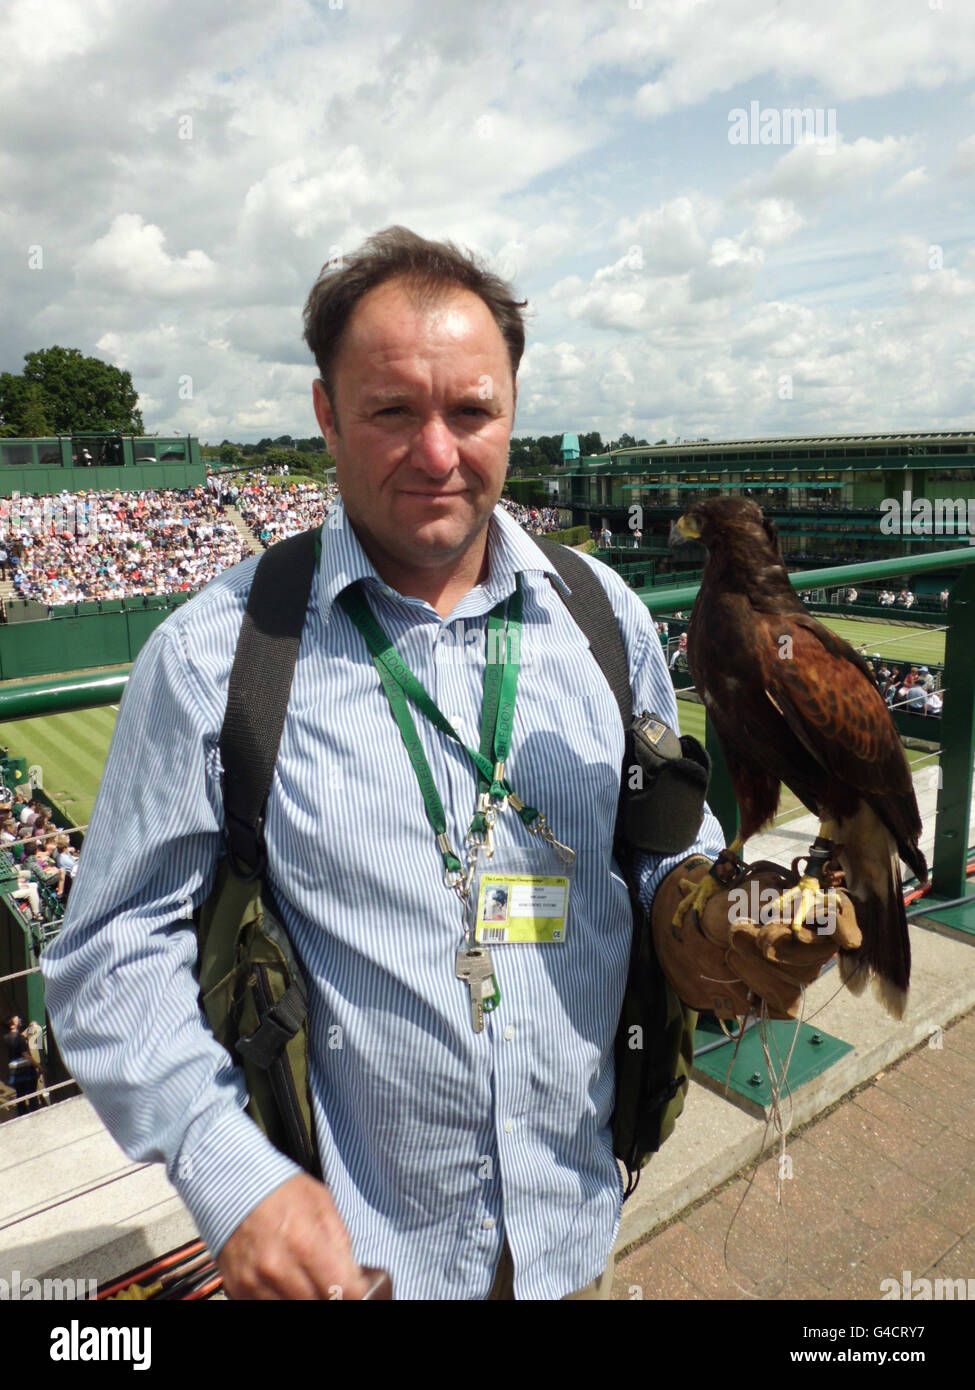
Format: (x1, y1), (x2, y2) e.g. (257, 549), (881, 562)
(613, 1006), (975, 1299)
(223, 503), (263, 556)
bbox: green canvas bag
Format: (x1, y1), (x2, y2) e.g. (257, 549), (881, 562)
(195, 528), (322, 1177)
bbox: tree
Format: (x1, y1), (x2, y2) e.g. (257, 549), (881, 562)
(508, 437), (533, 468)
(535, 435), (564, 468)
(0, 347), (143, 436)
(264, 447), (299, 473)
(220, 443), (244, 467)
(0, 376), (51, 436)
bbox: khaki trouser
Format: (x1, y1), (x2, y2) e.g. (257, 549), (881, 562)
(485, 1239), (613, 1301)
(12, 882), (40, 916)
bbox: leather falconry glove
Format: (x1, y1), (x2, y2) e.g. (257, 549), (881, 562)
(651, 858), (862, 1021)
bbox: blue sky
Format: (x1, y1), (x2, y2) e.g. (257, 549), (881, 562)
(1, 0), (973, 443)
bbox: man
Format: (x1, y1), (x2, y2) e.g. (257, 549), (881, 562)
(3, 1014), (38, 1114)
(43, 227), (724, 1300)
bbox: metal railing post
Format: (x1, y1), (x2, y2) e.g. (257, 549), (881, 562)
(931, 565), (975, 898)
(705, 719), (740, 844)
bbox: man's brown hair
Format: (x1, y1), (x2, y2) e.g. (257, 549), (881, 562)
(303, 225), (528, 427)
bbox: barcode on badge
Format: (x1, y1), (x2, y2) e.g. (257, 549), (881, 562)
(479, 927), (508, 944)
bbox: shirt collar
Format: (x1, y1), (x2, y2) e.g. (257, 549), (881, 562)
(316, 497), (567, 621)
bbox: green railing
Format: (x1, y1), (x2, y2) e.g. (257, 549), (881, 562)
(0, 546), (971, 898)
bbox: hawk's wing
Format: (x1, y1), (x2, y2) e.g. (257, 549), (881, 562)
(761, 612), (924, 872)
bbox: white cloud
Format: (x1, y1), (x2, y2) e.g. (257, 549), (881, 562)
(76, 214), (218, 297)
(739, 135), (918, 210)
(616, 195), (722, 274)
(0, 0), (973, 441)
(883, 166), (928, 198)
(745, 198), (805, 247)
(948, 133), (975, 176)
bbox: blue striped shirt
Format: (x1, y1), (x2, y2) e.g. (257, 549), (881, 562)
(42, 501), (724, 1299)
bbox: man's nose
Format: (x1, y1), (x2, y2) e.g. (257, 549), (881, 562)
(410, 415), (459, 476)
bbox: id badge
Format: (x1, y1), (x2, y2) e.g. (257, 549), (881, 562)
(472, 847), (574, 945)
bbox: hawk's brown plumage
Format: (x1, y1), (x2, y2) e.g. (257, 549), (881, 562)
(675, 497), (926, 1016)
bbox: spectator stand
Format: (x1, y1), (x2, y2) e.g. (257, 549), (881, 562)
(0, 775), (83, 1119)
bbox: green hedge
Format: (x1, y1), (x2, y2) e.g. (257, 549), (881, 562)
(504, 478), (553, 507)
(546, 524), (590, 546)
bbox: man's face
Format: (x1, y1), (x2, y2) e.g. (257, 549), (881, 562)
(312, 277), (516, 576)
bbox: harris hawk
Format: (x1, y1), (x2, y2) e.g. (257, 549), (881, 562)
(669, 496), (927, 1019)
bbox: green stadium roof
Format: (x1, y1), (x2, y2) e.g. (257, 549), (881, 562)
(602, 428), (975, 455)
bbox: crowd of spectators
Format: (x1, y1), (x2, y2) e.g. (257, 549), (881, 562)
(863, 656), (943, 716)
(229, 476), (565, 550)
(0, 788), (79, 922)
(227, 475), (340, 547)
(497, 497), (563, 534)
(1, 488), (247, 606)
(0, 473), (568, 613)
(875, 588), (916, 609)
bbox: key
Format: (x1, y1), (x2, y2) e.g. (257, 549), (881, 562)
(455, 946), (497, 1034)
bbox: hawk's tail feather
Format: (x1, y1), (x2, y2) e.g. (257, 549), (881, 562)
(835, 807), (911, 1020)
(901, 839), (928, 888)
(838, 946), (908, 1020)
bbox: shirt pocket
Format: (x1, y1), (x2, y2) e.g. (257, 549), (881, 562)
(514, 693), (622, 840)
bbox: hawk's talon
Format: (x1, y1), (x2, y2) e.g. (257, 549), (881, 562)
(767, 874), (836, 935)
(673, 871), (723, 930)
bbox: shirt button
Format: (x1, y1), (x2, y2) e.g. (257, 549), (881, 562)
(482, 1217), (496, 1230)
(503, 1120), (514, 1134)
(503, 1025), (515, 1041)
(449, 715), (464, 730)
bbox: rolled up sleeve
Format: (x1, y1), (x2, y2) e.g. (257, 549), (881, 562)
(41, 611), (301, 1255)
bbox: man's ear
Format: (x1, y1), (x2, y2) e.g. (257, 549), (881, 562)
(313, 378), (339, 451)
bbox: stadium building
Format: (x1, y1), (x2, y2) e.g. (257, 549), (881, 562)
(0, 433), (204, 494)
(557, 429), (975, 571)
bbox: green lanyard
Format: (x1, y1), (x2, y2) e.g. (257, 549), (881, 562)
(337, 577), (540, 878)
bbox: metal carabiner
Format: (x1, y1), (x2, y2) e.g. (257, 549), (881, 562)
(529, 813), (577, 866)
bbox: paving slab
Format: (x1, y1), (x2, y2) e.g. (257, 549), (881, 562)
(614, 1008), (975, 1300)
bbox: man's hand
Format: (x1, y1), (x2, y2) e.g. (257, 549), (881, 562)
(217, 1173), (372, 1300)
(651, 857), (862, 1020)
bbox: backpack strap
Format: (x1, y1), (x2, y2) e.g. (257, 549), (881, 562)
(531, 537), (632, 730)
(220, 527), (319, 878)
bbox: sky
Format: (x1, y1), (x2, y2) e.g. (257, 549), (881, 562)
(1, 0), (973, 446)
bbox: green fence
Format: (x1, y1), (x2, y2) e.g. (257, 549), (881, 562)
(0, 598), (189, 680)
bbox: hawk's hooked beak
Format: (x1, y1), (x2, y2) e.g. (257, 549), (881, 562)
(669, 513), (701, 548)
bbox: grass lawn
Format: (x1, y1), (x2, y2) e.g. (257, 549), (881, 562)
(0, 706), (118, 828)
(811, 615), (946, 667)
